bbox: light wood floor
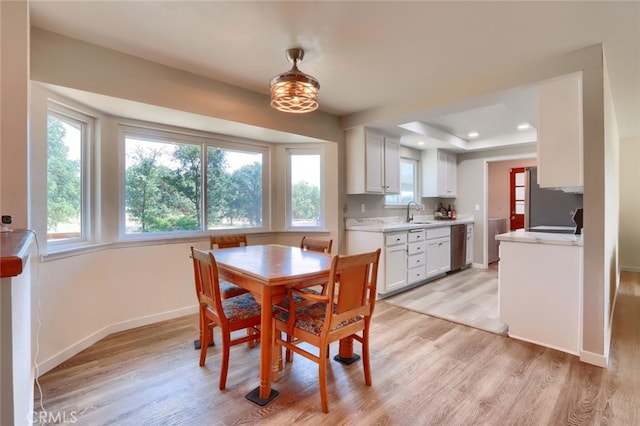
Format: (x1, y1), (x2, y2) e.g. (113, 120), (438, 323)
(385, 263), (508, 335)
(34, 272), (640, 425)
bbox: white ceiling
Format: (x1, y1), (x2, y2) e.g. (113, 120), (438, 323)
(29, 1), (640, 150)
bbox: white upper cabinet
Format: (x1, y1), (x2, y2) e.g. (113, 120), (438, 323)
(346, 127), (400, 194)
(421, 149), (457, 198)
(536, 73), (583, 190)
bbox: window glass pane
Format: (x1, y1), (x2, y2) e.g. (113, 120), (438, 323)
(47, 114), (82, 241)
(125, 137), (202, 233)
(207, 147), (263, 229)
(515, 186), (525, 200)
(386, 158), (416, 205)
(515, 200), (525, 214)
(290, 153), (321, 227)
(515, 172), (525, 186)
(399, 160), (416, 203)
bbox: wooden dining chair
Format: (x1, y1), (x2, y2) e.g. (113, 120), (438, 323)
(191, 247), (262, 390)
(210, 235), (250, 299)
(274, 248), (381, 413)
(298, 236), (333, 292)
(300, 236), (333, 254)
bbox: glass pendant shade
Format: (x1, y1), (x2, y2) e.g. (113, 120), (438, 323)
(270, 48), (320, 113)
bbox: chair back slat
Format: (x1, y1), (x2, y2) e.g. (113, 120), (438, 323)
(191, 247), (224, 322)
(335, 265), (369, 313)
(300, 236), (333, 254)
(325, 249), (381, 326)
(210, 234), (248, 249)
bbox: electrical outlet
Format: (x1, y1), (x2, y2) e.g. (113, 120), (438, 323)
(0, 215), (12, 233)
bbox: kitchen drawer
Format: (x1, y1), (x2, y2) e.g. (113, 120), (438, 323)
(427, 227), (450, 239)
(408, 229), (425, 242)
(407, 253), (425, 268)
(408, 265), (427, 284)
(385, 232), (407, 246)
(408, 241), (425, 255)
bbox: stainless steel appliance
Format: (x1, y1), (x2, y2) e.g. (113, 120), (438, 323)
(450, 224), (467, 272)
(525, 167), (583, 233)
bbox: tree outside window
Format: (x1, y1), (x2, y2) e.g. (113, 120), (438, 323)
(289, 150), (322, 228)
(123, 131), (264, 234)
(47, 111), (85, 242)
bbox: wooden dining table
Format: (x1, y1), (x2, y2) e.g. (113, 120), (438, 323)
(210, 243), (350, 406)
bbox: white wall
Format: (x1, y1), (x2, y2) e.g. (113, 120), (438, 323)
(34, 241), (199, 374)
(619, 137), (640, 272)
(1, 2), (33, 424)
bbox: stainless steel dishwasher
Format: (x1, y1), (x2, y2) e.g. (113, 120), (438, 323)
(450, 224), (467, 272)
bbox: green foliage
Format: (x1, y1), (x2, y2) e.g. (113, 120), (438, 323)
(47, 116), (81, 231)
(125, 144), (201, 233)
(206, 147), (231, 226)
(125, 143), (267, 232)
(292, 181), (320, 223)
(230, 162), (263, 226)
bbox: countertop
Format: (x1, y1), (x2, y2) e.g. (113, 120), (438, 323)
(495, 228), (583, 247)
(345, 215), (474, 233)
(1, 230), (35, 277)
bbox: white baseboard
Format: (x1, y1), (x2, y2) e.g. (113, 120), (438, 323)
(35, 305), (198, 376)
(620, 265), (640, 273)
(579, 349), (608, 368)
(507, 333), (579, 357)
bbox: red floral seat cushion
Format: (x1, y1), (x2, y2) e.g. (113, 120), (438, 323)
(215, 293), (262, 322)
(274, 303), (363, 336)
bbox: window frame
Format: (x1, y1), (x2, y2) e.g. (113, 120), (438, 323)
(119, 124), (269, 239)
(46, 102), (94, 250)
(286, 147), (325, 231)
(385, 157), (419, 206)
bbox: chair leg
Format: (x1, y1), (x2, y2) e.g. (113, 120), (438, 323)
(285, 332), (295, 362)
(219, 333), (231, 390)
(199, 313), (210, 367)
(362, 331), (372, 386)
(319, 345), (329, 413)
(247, 328), (255, 348)
(276, 332), (284, 372)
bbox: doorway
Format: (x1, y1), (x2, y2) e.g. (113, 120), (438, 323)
(509, 167), (526, 230)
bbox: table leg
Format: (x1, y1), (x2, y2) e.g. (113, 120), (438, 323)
(334, 336), (361, 365)
(245, 286), (279, 406)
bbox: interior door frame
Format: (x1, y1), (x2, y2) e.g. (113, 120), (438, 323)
(482, 154), (536, 268)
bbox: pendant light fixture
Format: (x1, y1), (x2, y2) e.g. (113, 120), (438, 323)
(270, 48), (320, 113)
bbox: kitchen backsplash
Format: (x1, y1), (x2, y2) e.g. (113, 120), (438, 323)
(344, 194), (451, 220)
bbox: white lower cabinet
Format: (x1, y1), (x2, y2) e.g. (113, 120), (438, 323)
(385, 232), (407, 293)
(407, 229), (426, 284)
(425, 228), (451, 278)
(347, 223), (466, 296)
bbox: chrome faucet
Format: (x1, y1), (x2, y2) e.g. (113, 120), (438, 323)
(406, 201), (420, 223)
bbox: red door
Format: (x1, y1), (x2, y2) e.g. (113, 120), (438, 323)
(509, 167), (525, 230)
